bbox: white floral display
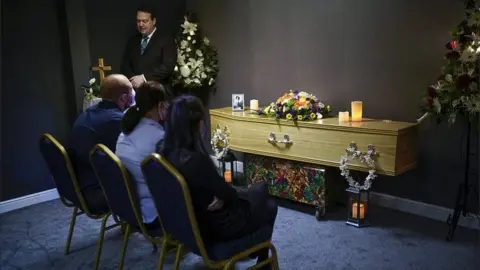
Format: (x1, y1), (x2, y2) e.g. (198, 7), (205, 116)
(81, 78), (101, 111)
(339, 142), (378, 190)
(173, 15), (219, 90)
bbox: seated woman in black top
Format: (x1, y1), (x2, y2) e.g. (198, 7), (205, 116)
(160, 94), (278, 267)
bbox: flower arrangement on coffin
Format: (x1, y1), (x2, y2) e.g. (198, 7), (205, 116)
(423, 0), (480, 124)
(173, 14), (219, 93)
(257, 89), (331, 121)
(81, 78), (102, 111)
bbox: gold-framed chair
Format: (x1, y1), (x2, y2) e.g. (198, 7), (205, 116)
(89, 144), (177, 270)
(141, 153), (280, 270)
(38, 133), (121, 270)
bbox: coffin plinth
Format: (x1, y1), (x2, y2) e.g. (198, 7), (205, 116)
(210, 107), (418, 177)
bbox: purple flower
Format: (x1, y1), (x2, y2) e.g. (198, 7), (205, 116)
(446, 51), (460, 60)
(427, 86), (437, 98)
(289, 109), (295, 114)
(257, 108), (263, 114)
(457, 73), (473, 89)
(294, 90), (299, 94)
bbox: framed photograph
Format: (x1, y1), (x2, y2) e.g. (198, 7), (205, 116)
(232, 94), (245, 111)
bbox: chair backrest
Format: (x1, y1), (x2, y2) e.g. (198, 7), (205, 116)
(141, 153), (209, 258)
(89, 144), (146, 231)
(38, 133), (88, 210)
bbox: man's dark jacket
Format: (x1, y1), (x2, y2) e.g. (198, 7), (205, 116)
(121, 30), (176, 87)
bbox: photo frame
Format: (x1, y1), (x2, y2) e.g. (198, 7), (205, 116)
(232, 94), (245, 111)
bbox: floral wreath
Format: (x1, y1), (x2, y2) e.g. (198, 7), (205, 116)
(210, 124), (230, 159)
(339, 142), (378, 190)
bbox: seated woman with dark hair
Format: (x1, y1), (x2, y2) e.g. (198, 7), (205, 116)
(115, 81), (169, 229)
(160, 94), (278, 269)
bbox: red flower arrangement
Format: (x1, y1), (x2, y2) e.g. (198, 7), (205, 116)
(422, 0), (480, 124)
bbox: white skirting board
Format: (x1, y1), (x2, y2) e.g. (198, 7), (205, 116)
(212, 158), (480, 231)
(370, 192), (480, 230)
(0, 188), (59, 215)
(1, 159), (479, 231)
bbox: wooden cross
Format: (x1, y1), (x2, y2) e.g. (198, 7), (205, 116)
(91, 58), (112, 82)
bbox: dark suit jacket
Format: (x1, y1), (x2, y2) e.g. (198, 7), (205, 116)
(66, 100), (123, 191)
(121, 30), (176, 85)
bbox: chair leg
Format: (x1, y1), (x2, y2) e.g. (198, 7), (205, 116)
(156, 237), (169, 270)
(93, 214), (110, 270)
(269, 245), (280, 270)
(223, 263), (234, 270)
(173, 244), (184, 270)
(118, 224), (131, 270)
(64, 206), (79, 255)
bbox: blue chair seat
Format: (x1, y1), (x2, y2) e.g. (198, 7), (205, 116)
(203, 225), (272, 261)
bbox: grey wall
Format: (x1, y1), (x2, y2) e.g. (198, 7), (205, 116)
(188, 0), (479, 211)
(1, 0), (477, 213)
(1, 0), (76, 201)
(0, 0), (3, 198)
(0, 0), (186, 201)
(65, 0), (92, 114)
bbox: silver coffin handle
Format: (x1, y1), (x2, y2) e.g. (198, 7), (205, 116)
(267, 132), (293, 145)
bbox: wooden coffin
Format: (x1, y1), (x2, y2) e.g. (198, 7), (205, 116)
(210, 107), (418, 176)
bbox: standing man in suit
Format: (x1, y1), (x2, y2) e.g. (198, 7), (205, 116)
(121, 5), (176, 94)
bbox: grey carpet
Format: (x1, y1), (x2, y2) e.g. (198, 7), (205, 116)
(0, 199), (479, 270)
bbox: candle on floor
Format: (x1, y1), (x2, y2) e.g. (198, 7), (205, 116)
(351, 101), (363, 122)
(352, 202), (365, 219)
(224, 170), (232, 183)
(250, 99), (259, 111)
(338, 111), (349, 123)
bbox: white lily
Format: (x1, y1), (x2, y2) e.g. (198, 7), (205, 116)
(180, 65), (191, 77)
(204, 37), (210, 45)
(181, 18), (197, 35)
(180, 40), (188, 49)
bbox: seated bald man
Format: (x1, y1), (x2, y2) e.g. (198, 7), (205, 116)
(67, 74), (134, 213)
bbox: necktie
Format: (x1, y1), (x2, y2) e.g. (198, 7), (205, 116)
(141, 37), (149, 55)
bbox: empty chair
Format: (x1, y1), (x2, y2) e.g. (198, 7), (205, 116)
(141, 153), (280, 270)
(38, 133), (120, 270)
(89, 143), (176, 270)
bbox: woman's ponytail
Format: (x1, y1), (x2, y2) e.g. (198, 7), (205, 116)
(120, 81), (167, 135)
(121, 105), (143, 134)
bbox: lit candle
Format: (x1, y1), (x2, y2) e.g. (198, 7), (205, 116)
(250, 99), (259, 111)
(352, 202), (365, 219)
(224, 170), (232, 183)
(351, 101), (363, 122)
(338, 111), (349, 123)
